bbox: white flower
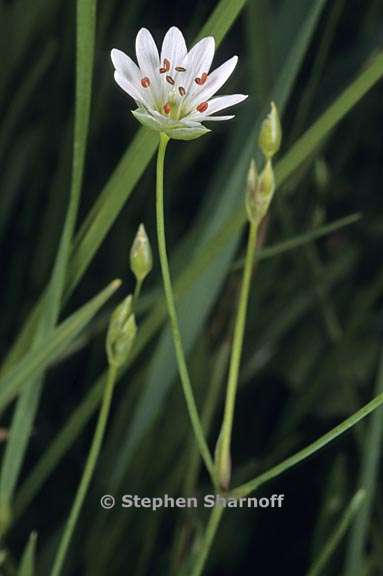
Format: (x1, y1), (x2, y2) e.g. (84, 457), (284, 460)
(111, 26), (247, 141)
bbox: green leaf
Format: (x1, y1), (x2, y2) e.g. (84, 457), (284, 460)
(232, 212), (361, 270)
(0, 0), (98, 513)
(307, 490), (366, 576)
(344, 347), (383, 576)
(18, 532), (37, 576)
(196, 0), (248, 43)
(0, 280), (120, 431)
(233, 391), (383, 497)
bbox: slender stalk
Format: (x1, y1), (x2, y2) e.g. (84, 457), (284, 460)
(307, 489), (366, 576)
(133, 279), (143, 303)
(170, 343), (230, 575)
(50, 363), (118, 576)
(190, 505), (224, 576)
(344, 347), (383, 575)
(218, 221), (258, 486)
(155, 132), (216, 488)
(232, 388), (383, 498)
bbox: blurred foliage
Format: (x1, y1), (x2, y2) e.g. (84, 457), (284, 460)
(1, 0), (383, 574)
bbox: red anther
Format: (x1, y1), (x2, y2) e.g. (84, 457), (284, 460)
(195, 72), (208, 86)
(163, 103), (171, 114)
(178, 86), (186, 96)
(166, 75), (175, 85)
(163, 58), (171, 71)
(159, 67), (167, 74)
(197, 101), (208, 113)
(175, 66), (186, 72)
(141, 77), (151, 88)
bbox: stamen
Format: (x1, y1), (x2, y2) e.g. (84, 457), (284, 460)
(197, 102), (208, 113)
(166, 75), (175, 85)
(178, 86), (186, 96)
(140, 77), (151, 88)
(195, 72), (208, 86)
(175, 66), (186, 72)
(160, 59), (171, 74)
(163, 103), (171, 114)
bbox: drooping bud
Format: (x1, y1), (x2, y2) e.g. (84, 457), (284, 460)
(106, 295), (137, 368)
(130, 224), (153, 284)
(259, 101), (281, 159)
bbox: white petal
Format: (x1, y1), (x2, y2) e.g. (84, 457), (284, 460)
(135, 28), (160, 72)
(160, 26), (187, 71)
(111, 48), (140, 83)
(114, 71), (148, 106)
(180, 36), (215, 95)
(135, 28), (162, 104)
(206, 94), (247, 114)
(200, 115), (235, 121)
(186, 94), (247, 121)
(186, 55), (238, 111)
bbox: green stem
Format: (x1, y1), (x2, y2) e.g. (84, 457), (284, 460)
(155, 132), (216, 488)
(232, 388), (383, 498)
(218, 221), (258, 487)
(133, 279), (143, 304)
(190, 505), (224, 576)
(307, 489), (366, 576)
(50, 363), (118, 576)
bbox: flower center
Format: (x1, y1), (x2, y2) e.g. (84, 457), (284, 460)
(140, 58), (210, 120)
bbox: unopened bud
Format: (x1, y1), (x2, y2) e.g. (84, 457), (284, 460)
(246, 159), (275, 224)
(106, 295), (137, 368)
(259, 102), (281, 159)
(214, 432), (231, 492)
(245, 159), (258, 223)
(130, 224), (152, 283)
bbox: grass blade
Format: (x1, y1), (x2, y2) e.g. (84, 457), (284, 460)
(18, 532), (37, 576)
(343, 347), (383, 575)
(0, 0), (98, 515)
(0, 280), (120, 436)
(307, 490), (366, 576)
(233, 391), (383, 497)
(233, 213), (361, 270)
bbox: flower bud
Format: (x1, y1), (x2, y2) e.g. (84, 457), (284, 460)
(245, 159), (258, 223)
(246, 159), (275, 225)
(106, 295), (137, 368)
(130, 224), (153, 283)
(259, 101), (281, 159)
(214, 432), (231, 492)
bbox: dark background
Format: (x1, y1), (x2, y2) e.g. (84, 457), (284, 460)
(1, 0), (383, 574)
